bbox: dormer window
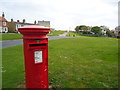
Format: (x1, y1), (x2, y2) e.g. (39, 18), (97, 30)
(3, 22), (6, 26)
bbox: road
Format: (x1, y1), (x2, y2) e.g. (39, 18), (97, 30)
(1, 36), (72, 48)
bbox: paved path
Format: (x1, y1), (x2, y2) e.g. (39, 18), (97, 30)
(59, 32), (68, 36)
(1, 36), (72, 48)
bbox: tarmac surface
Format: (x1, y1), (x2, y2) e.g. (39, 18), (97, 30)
(1, 36), (72, 48)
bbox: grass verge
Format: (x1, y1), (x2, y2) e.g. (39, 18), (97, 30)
(66, 31), (84, 37)
(48, 31), (66, 36)
(2, 45), (24, 88)
(1, 34), (22, 40)
(2, 37), (118, 88)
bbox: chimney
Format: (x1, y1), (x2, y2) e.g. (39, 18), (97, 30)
(2, 12), (5, 17)
(11, 18), (13, 22)
(23, 19), (25, 23)
(34, 20), (37, 24)
(17, 20), (20, 23)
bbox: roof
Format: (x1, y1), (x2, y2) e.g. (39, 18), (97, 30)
(0, 16), (7, 22)
(7, 21), (38, 25)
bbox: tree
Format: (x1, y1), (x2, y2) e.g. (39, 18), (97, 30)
(79, 25), (89, 30)
(75, 26), (80, 33)
(91, 26), (102, 35)
(106, 30), (115, 37)
(75, 25), (91, 35)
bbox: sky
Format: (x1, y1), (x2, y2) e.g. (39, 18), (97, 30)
(0, 0), (119, 30)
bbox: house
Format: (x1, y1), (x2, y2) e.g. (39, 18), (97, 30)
(38, 20), (50, 27)
(7, 19), (16, 32)
(8, 19), (38, 33)
(0, 13), (8, 33)
(15, 19), (38, 32)
(100, 26), (108, 35)
(115, 26), (120, 38)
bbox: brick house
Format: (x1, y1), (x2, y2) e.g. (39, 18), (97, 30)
(0, 13), (8, 33)
(7, 19), (16, 32)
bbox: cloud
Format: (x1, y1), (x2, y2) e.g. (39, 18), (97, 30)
(0, 0), (118, 30)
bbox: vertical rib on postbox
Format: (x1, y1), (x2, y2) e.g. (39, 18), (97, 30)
(18, 25), (50, 88)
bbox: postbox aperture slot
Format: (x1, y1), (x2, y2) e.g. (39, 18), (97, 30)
(29, 44), (46, 47)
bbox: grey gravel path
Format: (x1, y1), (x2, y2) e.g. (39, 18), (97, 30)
(1, 36), (73, 48)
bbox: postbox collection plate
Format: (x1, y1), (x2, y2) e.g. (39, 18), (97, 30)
(34, 51), (42, 64)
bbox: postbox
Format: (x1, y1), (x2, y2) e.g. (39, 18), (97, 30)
(18, 25), (50, 88)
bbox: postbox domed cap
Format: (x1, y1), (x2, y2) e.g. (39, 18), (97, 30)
(18, 25), (50, 38)
(18, 25), (50, 30)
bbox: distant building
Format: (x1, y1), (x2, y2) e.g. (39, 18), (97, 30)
(115, 26), (120, 38)
(7, 19), (16, 32)
(8, 20), (51, 33)
(0, 12), (8, 33)
(7, 19), (37, 33)
(15, 19), (37, 32)
(38, 20), (50, 27)
(100, 26), (108, 35)
(2, 12), (51, 33)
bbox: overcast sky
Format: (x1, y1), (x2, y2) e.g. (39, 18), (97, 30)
(0, 0), (119, 30)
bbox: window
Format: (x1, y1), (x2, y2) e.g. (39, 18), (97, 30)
(0, 27), (2, 32)
(3, 22), (6, 26)
(16, 24), (21, 28)
(2, 27), (5, 31)
(16, 24), (21, 30)
(2, 27), (8, 32)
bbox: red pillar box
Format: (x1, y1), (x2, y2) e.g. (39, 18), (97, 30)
(18, 25), (50, 88)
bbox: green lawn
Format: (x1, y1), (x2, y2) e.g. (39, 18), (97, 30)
(2, 37), (118, 88)
(66, 31), (91, 38)
(48, 30), (66, 36)
(66, 31), (81, 37)
(1, 34), (22, 40)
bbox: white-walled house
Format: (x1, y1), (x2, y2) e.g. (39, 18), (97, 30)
(16, 23), (22, 31)
(100, 26), (108, 35)
(101, 29), (107, 35)
(0, 16), (8, 33)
